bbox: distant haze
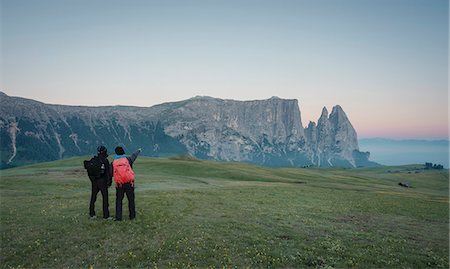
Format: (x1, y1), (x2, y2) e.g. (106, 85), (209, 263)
(1, 0), (448, 139)
(359, 139), (449, 168)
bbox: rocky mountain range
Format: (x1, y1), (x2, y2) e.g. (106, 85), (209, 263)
(0, 91), (377, 169)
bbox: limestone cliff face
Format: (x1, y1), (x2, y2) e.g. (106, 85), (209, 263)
(159, 96), (306, 164)
(0, 92), (376, 168)
(305, 105), (361, 167)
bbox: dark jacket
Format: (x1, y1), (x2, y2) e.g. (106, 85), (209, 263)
(111, 149), (141, 178)
(88, 153), (112, 186)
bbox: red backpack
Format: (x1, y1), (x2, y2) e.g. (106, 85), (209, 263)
(113, 158), (135, 186)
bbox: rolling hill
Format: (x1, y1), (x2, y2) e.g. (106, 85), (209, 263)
(0, 157), (448, 268)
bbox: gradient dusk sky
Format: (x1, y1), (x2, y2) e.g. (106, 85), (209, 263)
(1, 0), (448, 139)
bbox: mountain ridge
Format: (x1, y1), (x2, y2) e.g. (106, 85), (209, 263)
(0, 91), (377, 168)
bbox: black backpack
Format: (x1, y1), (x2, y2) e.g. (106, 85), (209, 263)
(83, 156), (105, 178)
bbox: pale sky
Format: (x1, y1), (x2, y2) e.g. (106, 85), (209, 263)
(1, 0), (448, 139)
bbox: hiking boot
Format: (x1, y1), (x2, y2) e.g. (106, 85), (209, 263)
(104, 217), (114, 221)
(89, 215), (97, 220)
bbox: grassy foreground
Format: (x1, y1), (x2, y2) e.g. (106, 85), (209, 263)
(1, 156), (448, 268)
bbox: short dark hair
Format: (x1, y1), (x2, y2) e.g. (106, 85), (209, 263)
(97, 145), (107, 156)
(115, 146), (125, 155)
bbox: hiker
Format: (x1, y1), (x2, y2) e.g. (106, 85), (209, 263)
(112, 146), (141, 221)
(85, 145), (112, 219)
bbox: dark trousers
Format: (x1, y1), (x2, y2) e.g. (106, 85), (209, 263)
(89, 178), (109, 218)
(115, 183), (135, 220)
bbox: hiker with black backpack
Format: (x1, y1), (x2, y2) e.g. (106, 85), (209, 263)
(83, 146), (112, 220)
(112, 146), (141, 221)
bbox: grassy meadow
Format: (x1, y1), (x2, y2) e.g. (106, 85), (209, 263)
(1, 156), (449, 268)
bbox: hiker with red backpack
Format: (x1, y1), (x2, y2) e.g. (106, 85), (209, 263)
(84, 146), (112, 220)
(112, 146), (141, 221)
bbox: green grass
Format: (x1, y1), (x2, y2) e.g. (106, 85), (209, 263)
(1, 157), (448, 268)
